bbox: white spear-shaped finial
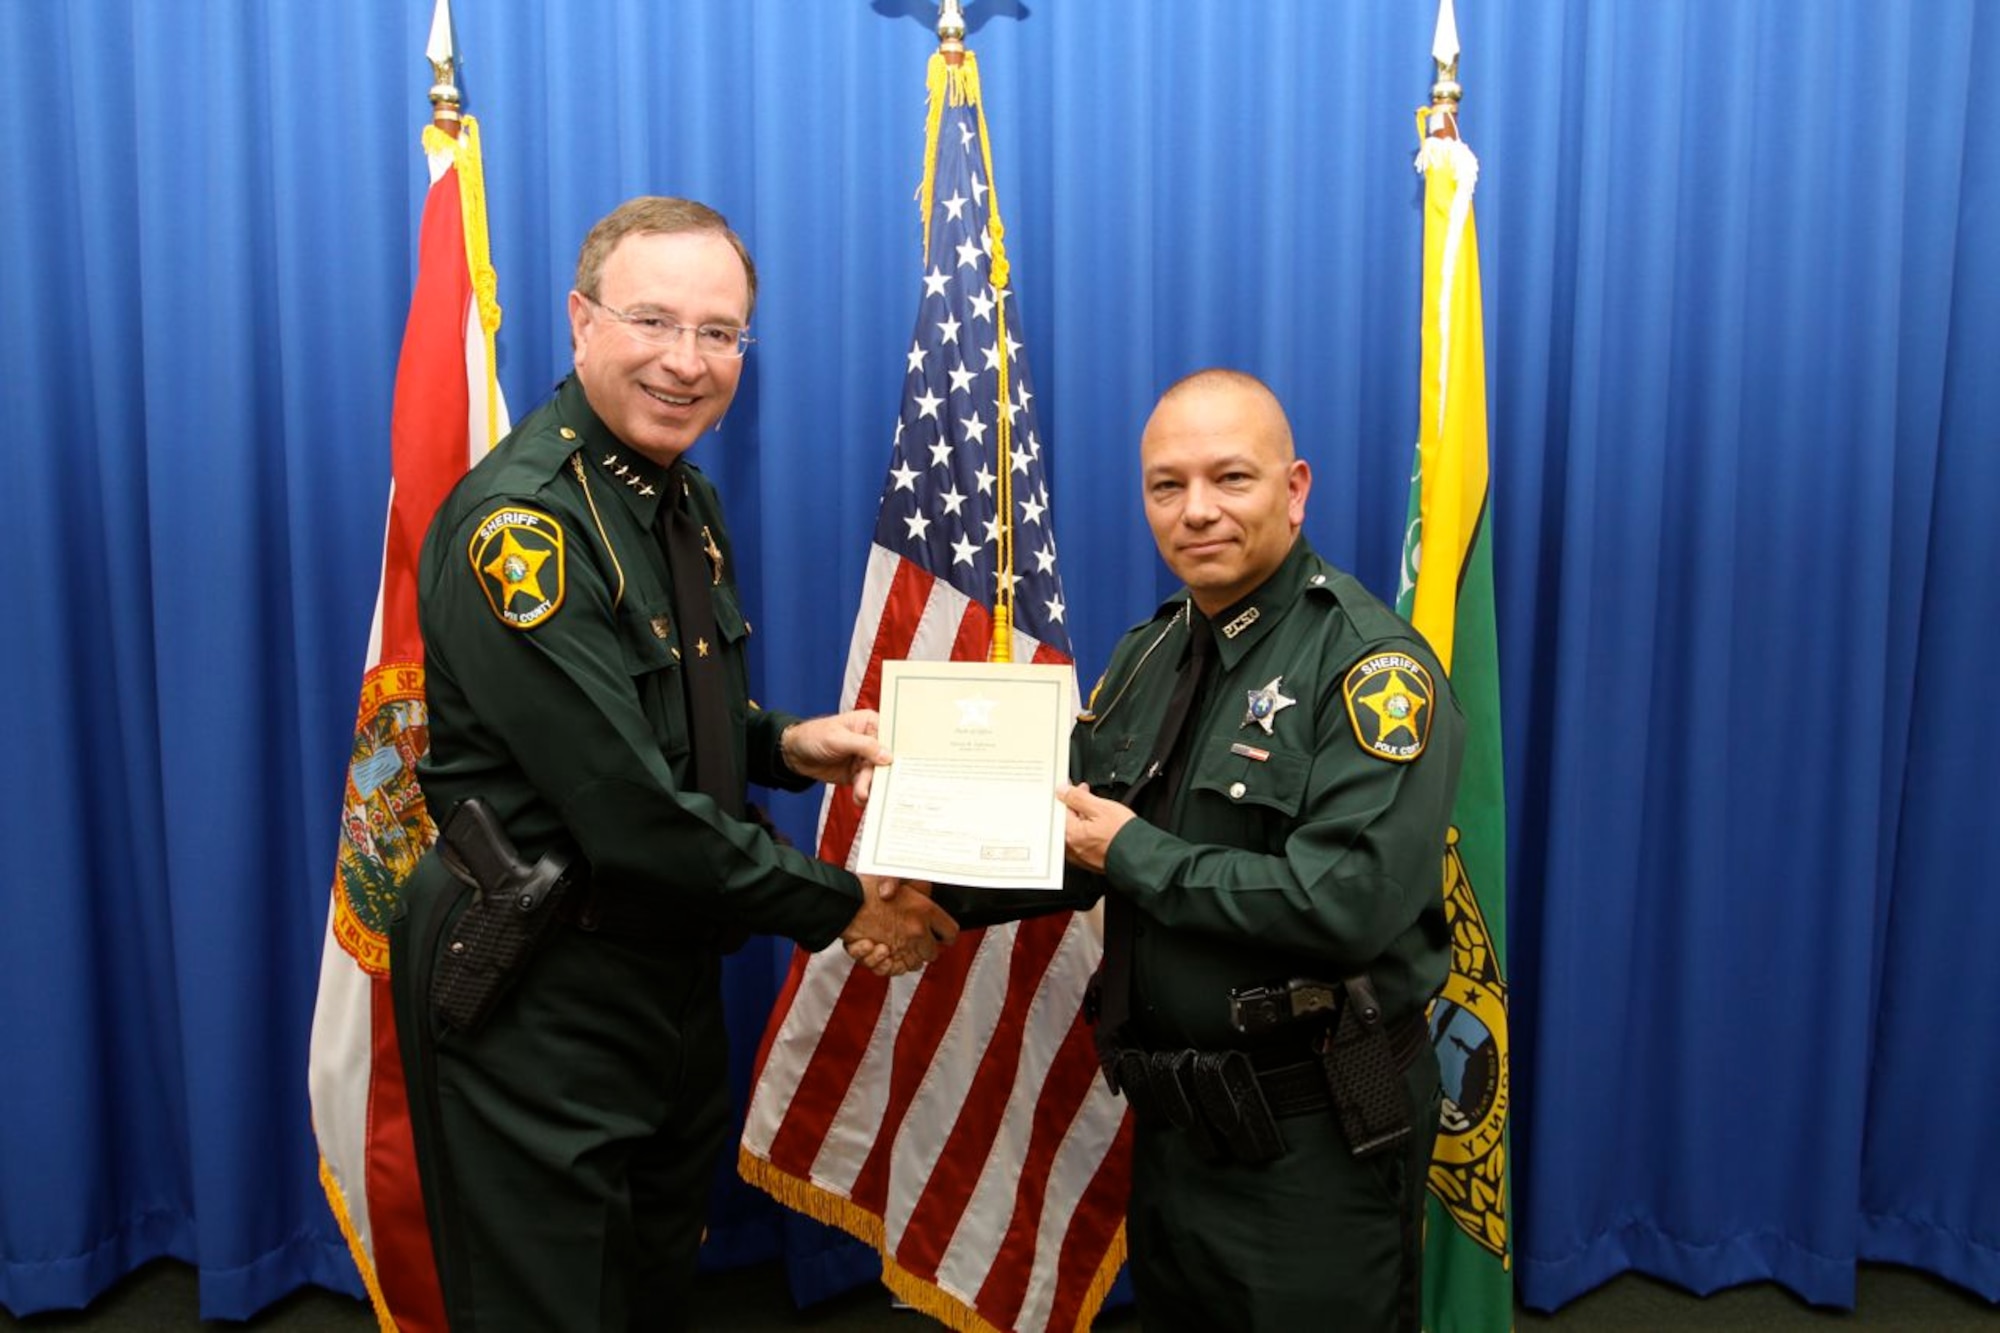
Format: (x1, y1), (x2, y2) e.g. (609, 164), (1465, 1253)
(1433, 0), (1461, 69)
(1430, 0), (1463, 119)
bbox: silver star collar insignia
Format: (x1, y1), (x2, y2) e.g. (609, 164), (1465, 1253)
(1243, 677), (1296, 735)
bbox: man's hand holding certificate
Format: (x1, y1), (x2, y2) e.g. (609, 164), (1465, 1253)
(856, 660), (1075, 891)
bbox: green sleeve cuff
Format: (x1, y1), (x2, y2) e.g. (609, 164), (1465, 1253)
(1102, 817), (1180, 906)
(748, 707), (815, 791)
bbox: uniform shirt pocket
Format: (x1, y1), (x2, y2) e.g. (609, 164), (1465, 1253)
(1185, 735), (1310, 850)
(618, 596), (691, 758)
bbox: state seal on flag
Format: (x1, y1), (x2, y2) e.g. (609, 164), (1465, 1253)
(469, 505), (566, 629)
(1342, 651), (1435, 761)
(1427, 826), (1510, 1260)
(332, 661), (435, 975)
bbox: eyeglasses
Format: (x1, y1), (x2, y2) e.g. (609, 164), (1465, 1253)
(582, 295), (755, 359)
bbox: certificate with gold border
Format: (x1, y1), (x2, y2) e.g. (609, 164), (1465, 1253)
(855, 660), (1074, 891)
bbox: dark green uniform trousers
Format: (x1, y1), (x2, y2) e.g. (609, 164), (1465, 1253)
(1124, 1050), (1442, 1333)
(392, 856), (731, 1332)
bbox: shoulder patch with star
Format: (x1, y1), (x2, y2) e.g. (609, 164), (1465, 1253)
(468, 505), (566, 629)
(1342, 651), (1435, 762)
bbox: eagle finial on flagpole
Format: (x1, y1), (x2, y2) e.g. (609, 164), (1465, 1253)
(426, 0), (462, 134)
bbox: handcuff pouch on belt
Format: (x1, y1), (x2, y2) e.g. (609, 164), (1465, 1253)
(1230, 974), (1417, 1160)
(1107, 1047), (1279, 1165)
(429, 798), (579, 1034)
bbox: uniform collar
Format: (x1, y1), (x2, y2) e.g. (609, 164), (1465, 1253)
(554, 376), (675, 529)
(1200, 537), (1322, 672)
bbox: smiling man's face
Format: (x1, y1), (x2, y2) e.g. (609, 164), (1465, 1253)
(568, 229), (751, 464)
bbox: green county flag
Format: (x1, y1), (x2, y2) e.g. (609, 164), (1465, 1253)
(1400, 6), (1513, 1329)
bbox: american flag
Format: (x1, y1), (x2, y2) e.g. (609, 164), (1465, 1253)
(739, 52), (1131, 1333)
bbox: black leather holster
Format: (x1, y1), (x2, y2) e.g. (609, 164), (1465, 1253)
(428, 799), (577, 1034)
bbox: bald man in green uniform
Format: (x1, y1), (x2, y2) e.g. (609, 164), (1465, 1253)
(388, 197), (954, 1331)
(1057, 368), (1466, 1332)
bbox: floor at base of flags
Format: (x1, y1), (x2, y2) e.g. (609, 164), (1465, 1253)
(2, 1260), (1992, 1331)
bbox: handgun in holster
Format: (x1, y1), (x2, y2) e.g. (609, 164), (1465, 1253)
(428, 798), (578, 1034)
(1230, 974), (1414, 1159)
(1320, 975), (1414, 1159)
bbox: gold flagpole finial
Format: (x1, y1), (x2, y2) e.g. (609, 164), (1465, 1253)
(1431, 58), (1462, 110)
(426, 0), (462, 133)
(428, 57), (462, 131)
(938, 0), (967, 62)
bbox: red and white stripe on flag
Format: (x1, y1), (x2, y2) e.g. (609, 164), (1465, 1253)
(742, 549), (1132, 1333)
(307, 119), (506, 1333)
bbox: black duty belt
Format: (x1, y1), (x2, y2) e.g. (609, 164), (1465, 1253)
(1248, 1054), (1338, 1119)
(1106, 1009), (1431, 1163)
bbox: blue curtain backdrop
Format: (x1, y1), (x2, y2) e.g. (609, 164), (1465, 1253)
(2, 0), (1995, 1319)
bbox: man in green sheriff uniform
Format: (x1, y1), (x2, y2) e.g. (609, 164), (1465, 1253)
(1059, 368), (1467, 1332)
(388, 197), (955, 1332)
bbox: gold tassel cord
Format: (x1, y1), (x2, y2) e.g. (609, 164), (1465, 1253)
(921, 51), (1016, 662)
(959, 52), (1016, 664)
(426, 116), (506, 450)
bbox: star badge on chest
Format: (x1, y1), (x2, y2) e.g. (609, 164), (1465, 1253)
(1242, 677), (1296, 734)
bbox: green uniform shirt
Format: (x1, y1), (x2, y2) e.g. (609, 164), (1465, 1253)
(415, 376), (860, 949)
(1075, 537), (1466, 1048)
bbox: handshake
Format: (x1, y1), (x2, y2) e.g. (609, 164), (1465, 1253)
(779, 709), (961, 978)
(841, 876), (957, 977)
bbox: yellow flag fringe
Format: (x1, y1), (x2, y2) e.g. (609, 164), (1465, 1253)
(1070, 1228), (1130, 1333)
(318, 1156), (399, 1333)
(738, 1146), (1127, 1333)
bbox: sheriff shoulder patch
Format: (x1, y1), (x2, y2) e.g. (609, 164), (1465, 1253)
(468, 506), (566, 629)
(1342, 651), (1435, 762)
